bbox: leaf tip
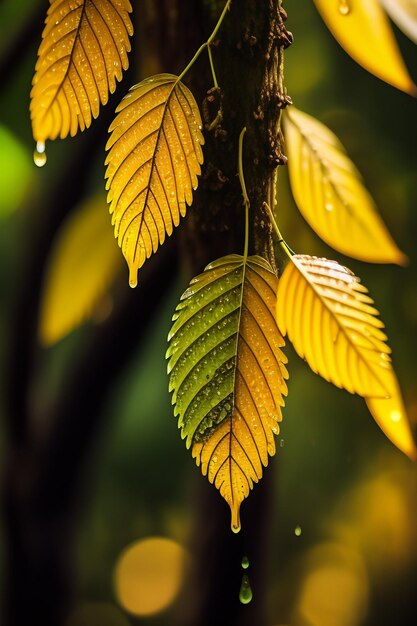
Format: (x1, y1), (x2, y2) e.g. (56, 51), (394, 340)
(366, 391), (417, 461)
(396, 251), (409, 268)
(406, 82), (417, 98)
(230, 504), (241, 533)
(128, 266), (138, 288)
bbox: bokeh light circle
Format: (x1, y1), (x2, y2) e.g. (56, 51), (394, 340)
(114, 536), (188, 617)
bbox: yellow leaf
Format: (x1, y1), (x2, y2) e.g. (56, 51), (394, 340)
(167, 255), (288, 531)
(284, 106), (406, 265)
(105, 74), (204, 287)
(366, 373), (417, 460)
(313, 0), (416, 94)
(277, 254), (416, 458)
(39, 195), (121, 345)
(30, 0), (133, 143)
(381, 0), (417, 45)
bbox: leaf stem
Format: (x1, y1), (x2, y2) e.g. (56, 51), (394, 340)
(263, 202), (293, 259)
(238, 127), (250, 261)
(177, 0), (231, 84)
(207, 45), (219, 89)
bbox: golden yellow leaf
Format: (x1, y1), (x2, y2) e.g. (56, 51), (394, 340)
(366, 373), (417, 460)
(167, 255), (288, 531)
(381, 0), (417, 45)
(105, 74), (204, 287)
(277, 254), (416, 458)
(313, 0), (416, 94)
(30, 0), (133, 143)
(284, 106), (406, 265)
(39, 195), (121, 345)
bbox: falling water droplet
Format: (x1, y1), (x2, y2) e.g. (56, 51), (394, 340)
(239, 574), (253, 605)
(129, 267), (138, 288)
(33, 141), (47, 167)
(279, 438), (285, 448)
(294, 525), (302, 537)
(241, 555), (249, 570)
(338, 0), (351, 15)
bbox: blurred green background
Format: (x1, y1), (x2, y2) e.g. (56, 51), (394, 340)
(1, 1), (417, 625)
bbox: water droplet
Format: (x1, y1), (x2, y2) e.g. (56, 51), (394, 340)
(294, 525), (302, 537)
(241, 555), (249, 570)
(33, 141), (47, 167)
(325, 202), (333, 212)
(239, 574), (253, 605)
(279, 438), (285, 448)
(129, 267), (138, 288)
(390, 410), (401, 423)
(338, 0), (351, 15)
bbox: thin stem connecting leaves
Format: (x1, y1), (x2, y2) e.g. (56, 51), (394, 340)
(263, 202), (293, 259)
(177, 0), (231, 85)
(238, 127), (250, 261)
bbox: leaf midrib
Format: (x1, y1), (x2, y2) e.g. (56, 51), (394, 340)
(292, 257), (391, 397)
(286, 111), (375, 241)
(38, 1), (86, 127)
(132, 78), (181, 264)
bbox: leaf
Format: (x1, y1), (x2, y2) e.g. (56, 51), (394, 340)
(313, 0), (416, 94)
(366, 372), (417, 460)
(277, 254), (416, 458)
(166, 254), (288, 532)
(30, 0), (134, 143)
(381, 0), (417, 45)
(283, 106), (406, 265)
(105, 74), (204, 287)
(39, 195), (122, 345)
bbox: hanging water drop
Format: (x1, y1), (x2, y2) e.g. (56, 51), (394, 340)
(239, 574), (253, 605)
(129, 266), (138, 288)
(294, 525), (302, 537)
(33, 141), (47, 167)
(338, 0), (351, 15)
(241, 555), (249, 570)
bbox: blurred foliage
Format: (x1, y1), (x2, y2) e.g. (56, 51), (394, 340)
(1, 1), (417, 625)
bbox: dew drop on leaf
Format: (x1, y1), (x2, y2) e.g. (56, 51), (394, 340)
(239, 574), (253, 605)
(338, 0), (351, 15)
(390, 410), (401, 423)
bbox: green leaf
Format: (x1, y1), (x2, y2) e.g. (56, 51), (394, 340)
(167, 254), (288, 532)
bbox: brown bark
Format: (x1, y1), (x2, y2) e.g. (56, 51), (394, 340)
(175, 3), (292, 625)
(182, 0), (292, 275)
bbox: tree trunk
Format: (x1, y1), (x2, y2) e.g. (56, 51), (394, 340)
(178, 2), (292, 625)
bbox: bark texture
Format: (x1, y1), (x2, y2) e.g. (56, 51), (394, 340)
(182, 0), (292, 276)
(177, 3), (292, 625)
